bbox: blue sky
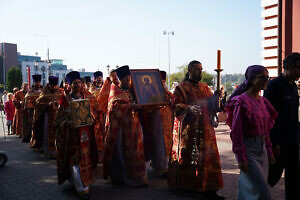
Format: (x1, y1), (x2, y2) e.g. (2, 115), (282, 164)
(0, 0), (262, 77)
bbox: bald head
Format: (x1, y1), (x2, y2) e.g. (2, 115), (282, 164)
(22, 83), (29, 92)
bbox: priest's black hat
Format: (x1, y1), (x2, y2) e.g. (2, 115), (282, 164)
(66, 71), (80, 84)
(49, 76), (59, 86)
(93, 71), (103, 78)
(32, 74), (41, 82)
(116, 65), (130, 80)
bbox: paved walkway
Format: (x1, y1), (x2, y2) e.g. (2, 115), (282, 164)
(0, 113), (285, 200)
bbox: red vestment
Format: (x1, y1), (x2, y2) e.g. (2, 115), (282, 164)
(103, 83), (145, 179)
(160, 89), (174, 156)
(167, 81), (223, 192)
(31, 87), (63, 151)
(13, 90), (26, 136)
(87, 79), (111, 156)
(55, 93), (98, 186)
(23, 90), (41, 143)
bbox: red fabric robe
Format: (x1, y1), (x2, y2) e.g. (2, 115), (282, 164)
(13, 90), (26, 136)
(167, 81), (223, 192)
(55, 92), (98, 186)
(31, 87), (63, 151)
(23, 90), (41, 143)
(103, 83), (145, 179)
(160, 89), (174, 156)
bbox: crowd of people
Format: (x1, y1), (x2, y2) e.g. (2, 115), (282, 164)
(0, 53), (299, 200)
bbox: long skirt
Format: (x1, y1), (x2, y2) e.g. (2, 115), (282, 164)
(42, 112), (55, 156)
(110, 129), (148, 187)
(148, 109), (168, 172)
(238, 136), (271, 200)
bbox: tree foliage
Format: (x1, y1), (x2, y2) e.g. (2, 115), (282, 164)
(221, 74), (244, 86)
(0, 83), (4, 93)
(202, 71), (214, 86)
(6, 66), (22, 92)
(221, 73), (244, 95)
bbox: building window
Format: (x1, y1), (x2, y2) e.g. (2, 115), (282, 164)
(56, 73), (59, 78)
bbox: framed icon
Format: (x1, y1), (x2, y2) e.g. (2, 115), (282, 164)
(70, 99), (93, 128)
(130, 69), (167, 106)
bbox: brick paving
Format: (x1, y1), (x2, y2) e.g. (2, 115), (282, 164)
(0, 113), (285, 200)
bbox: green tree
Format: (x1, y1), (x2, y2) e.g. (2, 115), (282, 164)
(0, 83), (4, 92)
(167, 64), (187, 85)
(201, 71), (214, 86)
(6, 66), (22, 92)
(225, 81), (234, 95)
(169, 71), (184, 84)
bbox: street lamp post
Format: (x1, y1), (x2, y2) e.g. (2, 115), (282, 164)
(34, 34), (49, 61)
(26, 65), (31, 87)
(107, 65), (110, 76)
(34, 60), (38, 74)
(47, 60), (52, 76)
(163, 30), (174, 89)
(41, 65), (46, 86)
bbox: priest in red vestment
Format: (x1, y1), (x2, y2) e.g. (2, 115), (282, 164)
(103, 65), (147, 187)
(13, 83), (28, 138)
(23, 74), (42, 143)
(55, 71), (98, 199)
(31, 76), (63, 158)
(167, 60), (224, 200)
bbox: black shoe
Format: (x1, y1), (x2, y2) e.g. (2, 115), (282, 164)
(79, 191), (90, 200)
(162, 172), (168, 179)
(79, 194), (90, 200)
(203, 191), (225, 200)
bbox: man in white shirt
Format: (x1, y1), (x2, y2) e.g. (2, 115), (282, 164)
(2, 90), (8, 103)
(1, 90), (8, 114)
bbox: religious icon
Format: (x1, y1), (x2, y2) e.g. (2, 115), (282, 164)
(130, 69), (168, 106)
(24, 91), (40, 109)
(70, 99), (93, 128)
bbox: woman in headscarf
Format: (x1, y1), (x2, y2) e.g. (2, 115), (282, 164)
(225, 65), (278, 200)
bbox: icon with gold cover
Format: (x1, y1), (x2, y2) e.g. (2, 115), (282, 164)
(70, 99), (93, 128)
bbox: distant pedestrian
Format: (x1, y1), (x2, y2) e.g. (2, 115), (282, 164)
(1, 90), (8, 115)
(2, 90), (8, 104)
(4, 93), (15, 135)
(225, 65), (278, 200)
(264, 52), (300, 200)
(11, 87), (19, 135)
(13, 83), (28, 138)
(12, 87), (18, 94)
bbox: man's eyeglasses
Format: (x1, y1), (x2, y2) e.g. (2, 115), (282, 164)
(255, 75), (270, 82)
